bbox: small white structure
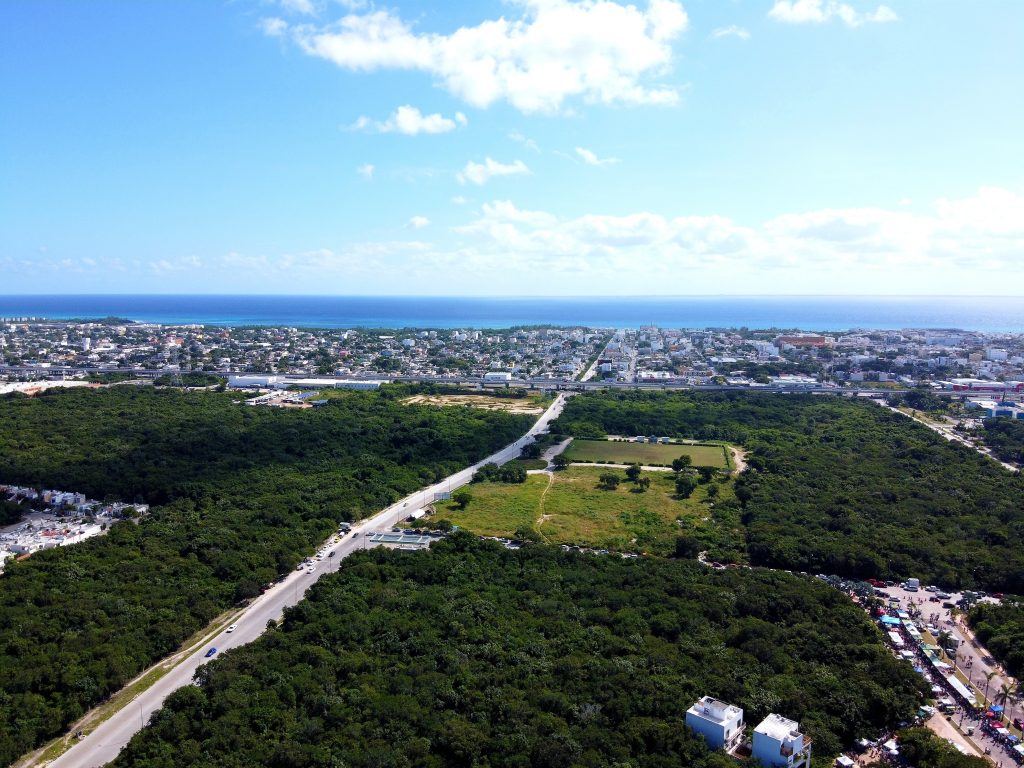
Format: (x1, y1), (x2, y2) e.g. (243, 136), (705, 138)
(752, 714), (811, 768)
(483, 371), (513, 382)
(229, 375), (281, 388)
(685, 697), (744, 752)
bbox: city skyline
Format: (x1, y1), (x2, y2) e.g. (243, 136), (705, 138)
(2, 0), (1023, 295)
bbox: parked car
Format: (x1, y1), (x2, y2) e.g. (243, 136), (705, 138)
(205, 647), (217, 658)
(225, 624), (237, 633)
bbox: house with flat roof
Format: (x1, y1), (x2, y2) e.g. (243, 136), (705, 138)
(685, 696), (744, 752)
(752, 714), (811, 768)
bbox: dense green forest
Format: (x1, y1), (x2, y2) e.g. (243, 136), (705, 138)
(114, 534), (925, 768)
(967, 598), (1024, 680)
(551, 392), (1024, 591)
(0, 387), (532, 765)
(981, 417), (1024, 465)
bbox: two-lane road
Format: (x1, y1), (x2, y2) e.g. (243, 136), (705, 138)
(46, 394), (568, 768)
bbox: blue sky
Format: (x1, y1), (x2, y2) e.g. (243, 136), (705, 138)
(2, 0), (1023, 296)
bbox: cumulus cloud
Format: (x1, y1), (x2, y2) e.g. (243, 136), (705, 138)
(445, 188), (1024, 279)
(282, 0), (689, 113)
(408, 215), (431, 229)
(711, 25), (750, 40)
(575, 147), (620, 166)
(357, 163), (374, 179)
(768, 0), (898, 27)
(457, 158), (530, 185)
(349, 105), (467, 135)
(260, 17), (289, 37)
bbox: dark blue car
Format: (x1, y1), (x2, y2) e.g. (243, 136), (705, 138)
(205, 647), (217, 658)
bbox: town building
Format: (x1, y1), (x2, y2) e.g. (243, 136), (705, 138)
(685, 696), (745, 752)
(752, 714), (811, 768)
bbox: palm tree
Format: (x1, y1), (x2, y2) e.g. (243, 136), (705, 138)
(936, 630), (953, 660)
(983, 670), (999, 704)
(994, 683), (1013, 722)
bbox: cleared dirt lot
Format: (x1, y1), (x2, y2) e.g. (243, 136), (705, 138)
(403, 394), (545, 415)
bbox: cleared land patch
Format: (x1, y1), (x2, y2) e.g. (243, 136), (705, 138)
(436, 465), (733, 555)
(563, 438), (729, 468)
(402, 393), (544, 415)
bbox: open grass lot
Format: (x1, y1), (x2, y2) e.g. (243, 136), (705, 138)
(563, 438), (729, 468)
(436, 465), (734, 555)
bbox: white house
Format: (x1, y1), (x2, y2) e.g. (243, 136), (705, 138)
(752, 714), (811, 768)
(685, 697), (744, 752)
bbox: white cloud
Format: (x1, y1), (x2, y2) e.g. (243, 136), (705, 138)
(443, 188), (1024, 281)
(768, 0), (898, 27)
(457, 158), (530, 185)
(357, 163), (374, 179)
(408, 215), (431, 229)
(284, 0), (689, 113)
(509, 131), (541, 152)
(279, 0), (316, 15)
(151, 255), (202, 274)
(349, 105), (466, 135)
(711, 25), (750, 40)
(451, 195), (469, 205)
(575, 146), (620, 166)
(260, 17), (289, 37)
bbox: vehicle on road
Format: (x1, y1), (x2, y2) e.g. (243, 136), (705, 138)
(225, 624), (237, 633)
(328, 550), (335, 557)
(205, 647), (217, 658)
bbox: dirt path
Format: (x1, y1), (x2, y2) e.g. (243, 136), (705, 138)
(568, 461), (674, 472)
(535, 473), (556, 539)
(729, 447), (747, 474)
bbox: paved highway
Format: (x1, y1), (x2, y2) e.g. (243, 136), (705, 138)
(46, 394), (568, 768)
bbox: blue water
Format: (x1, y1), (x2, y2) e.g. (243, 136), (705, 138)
(1, 295), (1023, 331)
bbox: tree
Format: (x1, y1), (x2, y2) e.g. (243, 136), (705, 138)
(697, 466), (717, 484)
(706, 483), (719, 499)
(452, 490), (473, 510)
(993, 682), (1013, 722)
(636, 477), (651, 492)
(672, 455), (692, 472)
(520, 443), (542, 460)
(625, 463), (642, 482)
(675, 475), (696, 499)
(514, 525), (541, 543)
(597, 473), (621, 490)
(983, 670), (998, 702)
(551, 454), (569, 470)
(936, 630), (953, 660)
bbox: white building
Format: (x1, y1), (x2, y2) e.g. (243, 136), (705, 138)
(483, 371), (513, 382)
(752, 714), (811, 768)
(228, 375), (282, 388)
(685, 697), (744, 752)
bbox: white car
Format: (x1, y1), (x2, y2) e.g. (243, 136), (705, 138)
(226, 624), (237, 633)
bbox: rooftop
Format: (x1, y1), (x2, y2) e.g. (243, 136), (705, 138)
(687, 697), (742, 725)
(755, 713), (801, 741)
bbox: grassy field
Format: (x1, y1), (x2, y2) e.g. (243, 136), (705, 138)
(563, 438), (729, 468)
(435, 466), (734, 555)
